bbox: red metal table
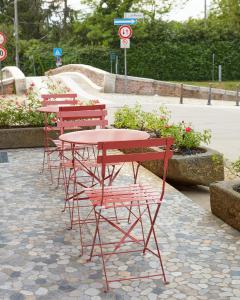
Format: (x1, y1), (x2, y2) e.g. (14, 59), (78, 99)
(59, 128), (150, 145)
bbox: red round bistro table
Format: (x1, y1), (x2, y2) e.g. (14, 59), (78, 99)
(59, 129), (150, 145)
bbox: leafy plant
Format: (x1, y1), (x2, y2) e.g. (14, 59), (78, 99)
(0, 84), (44, 128)
(114, 104), (211, 151)
(231, 159), (240, 177)
(161, 122), (211, 151)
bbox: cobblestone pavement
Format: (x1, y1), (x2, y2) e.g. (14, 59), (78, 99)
(0, 149), (239, 300)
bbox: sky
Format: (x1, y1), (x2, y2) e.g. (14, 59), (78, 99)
(68, 0), (213, 22)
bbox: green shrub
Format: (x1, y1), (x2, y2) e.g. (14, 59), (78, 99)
(114, 104), (211, 151)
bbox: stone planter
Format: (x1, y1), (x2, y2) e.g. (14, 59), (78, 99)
(210, 180), (240, 231)
(0, 127), (58, 149)
(125, 147), (224, 186)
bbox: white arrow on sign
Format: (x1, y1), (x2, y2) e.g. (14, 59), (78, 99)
(120, 38), (130, 49)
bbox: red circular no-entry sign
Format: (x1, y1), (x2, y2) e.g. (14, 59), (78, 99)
(0, 46), (7, 62)
(0, 32), (6, 46)
(118, 25), (132, 39)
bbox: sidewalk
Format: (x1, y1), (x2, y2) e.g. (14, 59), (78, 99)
(0, 149), (239, 299)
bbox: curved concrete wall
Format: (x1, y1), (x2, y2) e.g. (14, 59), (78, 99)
(46, 64), (116, 93)
(1, 66), (26, 95)
(45, 64), (237, 101)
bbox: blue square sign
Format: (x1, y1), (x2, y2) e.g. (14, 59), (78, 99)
(53, 48), (62, 57)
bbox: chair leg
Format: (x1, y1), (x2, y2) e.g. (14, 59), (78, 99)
(93, 209), (110, 292)
(145, 204), (168, 284)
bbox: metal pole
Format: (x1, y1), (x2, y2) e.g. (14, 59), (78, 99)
(32, 56), (36, 76)
(204, 0), (207, 20)
(218, 65), (222, 82)
(0, 61), (3, 95)
(212, 53), (215, 81)
(236, 85), (239, 106)
(14, 0), (20, 68)
(124, 48), (127, 93)
(180, 83), (183, 104)
(207, 84), (212, 105)
(115, 55), (118, 74)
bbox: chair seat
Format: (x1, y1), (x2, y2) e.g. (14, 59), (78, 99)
(85, 184), (161, 209)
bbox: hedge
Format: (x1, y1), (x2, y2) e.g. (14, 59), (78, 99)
(11, 40), (240, 81)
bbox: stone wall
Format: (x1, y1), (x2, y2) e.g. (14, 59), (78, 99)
(115, 75), (237, 101)
(45, 64), (238, 102)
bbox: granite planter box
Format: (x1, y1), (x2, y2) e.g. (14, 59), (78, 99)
(125, 147), (224, 187)
(0, 127), (58, 149)
(210, 180), (240, 231)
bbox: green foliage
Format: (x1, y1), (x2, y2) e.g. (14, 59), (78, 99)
(0, 85), (44, 128)
(231, 158), (240, 177)
(2, 0), (240, 81)
(114, 104), (211, 151)
(160, 123), (211, 150)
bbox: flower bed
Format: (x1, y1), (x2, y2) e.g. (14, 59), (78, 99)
(0, 80), (100, 148)
(114, 104), (211, 155)
(114, 104), (224, 186)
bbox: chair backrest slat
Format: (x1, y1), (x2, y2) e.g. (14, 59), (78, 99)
(58, 110), (107, 119)
(57, 119), (108, 129)
(97, 137), (174, 164)
(98, 138), (173, 151)
(41, 93), (78, 106)
(57, 104), (108, 133)
(97, 151), (173, 164)
(41, 93), (77, 100)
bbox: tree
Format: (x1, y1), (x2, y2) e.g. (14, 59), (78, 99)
(211, 0), (240, 35)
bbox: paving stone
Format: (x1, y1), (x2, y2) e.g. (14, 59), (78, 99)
(0, 149), (239, 299)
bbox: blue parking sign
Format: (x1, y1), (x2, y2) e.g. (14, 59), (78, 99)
(53, 48), (62, 57)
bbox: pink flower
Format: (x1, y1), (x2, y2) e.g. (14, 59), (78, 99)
(30, 82), (35, 87)
(185, 127), (192, 133)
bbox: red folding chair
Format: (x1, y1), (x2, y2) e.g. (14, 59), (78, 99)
(41, 93), (78, 176)
(43, 104), (107, 181)
(84, 137), (174, 291)
(54, 105), (111, 227)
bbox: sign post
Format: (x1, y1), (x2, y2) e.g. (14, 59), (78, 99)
(118, 26), (132, 94)
(0, 32), (7, 95)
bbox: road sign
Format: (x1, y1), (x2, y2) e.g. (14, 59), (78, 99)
(120, 39), (130, 49)
(53, 48), (62, 57)
(124, 12), (144, 19)
(118, 25), (133, 39)
(110, 52), (117, 60)
(114, 18), (137, 26)
(56, 56), (62, 67)
(0, 46), (7, 61)
(0, 32), (6, 45)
